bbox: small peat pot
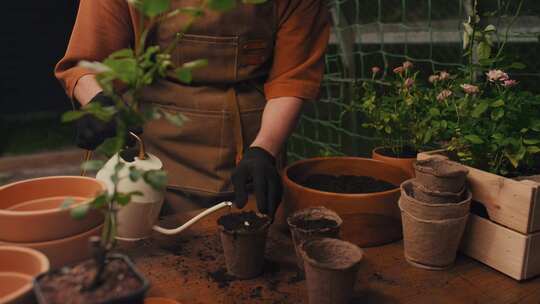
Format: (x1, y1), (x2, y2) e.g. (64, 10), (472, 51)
(414, 156), (469, 193)
(217, 211), (271, 279)
(283, 157), (411, 247)
(372, 146), (418, 177)
(34, 254), (149, 304)
(287, 207), (342, 270)
(410, 180), (465, 204)
(0, 246), (50, 304)
(300, 238), (364, 304)
(399, 180), (472, 270)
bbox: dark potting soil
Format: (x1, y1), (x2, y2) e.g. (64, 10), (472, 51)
(301, 174), (397, 194)
(376, 147), (418, 158)
(291, 218), (338, 231)
(37, 259), (143, 304)
(218, 211), (269, 232)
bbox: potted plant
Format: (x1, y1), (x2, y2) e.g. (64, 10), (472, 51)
(33, 0), (263, 302)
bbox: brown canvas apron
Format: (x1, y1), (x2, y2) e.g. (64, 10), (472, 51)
(141, 1), (277, 213)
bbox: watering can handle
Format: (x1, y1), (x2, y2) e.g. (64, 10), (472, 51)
(152, 201), (233, 235)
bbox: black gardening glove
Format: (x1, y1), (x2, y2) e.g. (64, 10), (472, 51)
(232, 146), (283, 218)
(76, 92), (142, 150)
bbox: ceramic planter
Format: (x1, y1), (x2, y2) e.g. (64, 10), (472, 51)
(0, 176), (105, 243)
(282, 157), (410, 247)
(300, 238), (363, 304)
(0, 246), (49, 304)
(218, 212), (271, 279)
(287, 207), (342, 270)
(400, 180), (471, 270)
(34, 254), (149, 304)
(372, 147), (417, 177)
(414, 156), (469, 193)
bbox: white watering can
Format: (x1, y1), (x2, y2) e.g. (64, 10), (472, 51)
(95, 133), (232, 241)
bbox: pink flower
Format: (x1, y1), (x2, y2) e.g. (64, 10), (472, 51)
(486, 69), (509, 82)
(437, 89), (453, 102)
(404, 78), (415, 88)
(439, 71), (450, 81)
(393, 66), (404, 74)
(502, 79), (518, 88)
(402, 61), (414, 70)
(428, 75), (440, 84)
(371, 66), (381, 75)
(460, 84), (480, 95)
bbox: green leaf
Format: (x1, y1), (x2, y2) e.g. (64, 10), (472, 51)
(476, 41), (491, 60)
(527, 146), (540, 154)
(491, 108), (505, 121)
(71, 204), (90, 220)
(510, 62), (526, 70)
(179, 6), (205, 17)
(104, 58), (138, 84)
(162, 111), (188, 127)
(183, 59), (208, 69)
(90, 194), (108, 209)
(465, 135), (484, 144)
(81, 160), (105, 172)
(110, 49), (134, 59)
(96, 137), (124, 157)
(115, 192), (142, 206)
(471, 100), (490, 118)
(61, 111), (86, 122)
(524, 139), (540, 145)
(176, 67), (192, 84)
(207, 0), (236, 11)
(429, 108), (440, 116)
(531, 120), (540, 132)
(143, 170), (168, 191)
(61, 197), (76, 209)
(129, 166), (143, 182)
(484, 24), (497, 33)
(140, 0), (170, 17)
(491, 99), (505, 107)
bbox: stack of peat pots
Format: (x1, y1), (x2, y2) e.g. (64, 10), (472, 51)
(287, 207), (364, 304)
(399, 156), (471, 270)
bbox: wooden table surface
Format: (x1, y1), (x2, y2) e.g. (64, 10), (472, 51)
(121, 203), (540, 304)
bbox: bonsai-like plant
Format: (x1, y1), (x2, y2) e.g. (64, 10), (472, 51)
(60, 0), (266, 290)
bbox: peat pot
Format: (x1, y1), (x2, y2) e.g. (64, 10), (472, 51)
(283, 157), (411, 247)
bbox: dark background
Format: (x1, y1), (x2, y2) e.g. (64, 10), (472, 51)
(0, 1), (79, 155)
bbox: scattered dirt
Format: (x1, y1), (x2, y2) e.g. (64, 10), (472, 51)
(37, 258), (144, 304)
(218, 211), (269, 232)
(207, 268), (236, 288)
(301, 174), (397, 194)
(289, 218), (338, 231)
(376, 147), (418, 158)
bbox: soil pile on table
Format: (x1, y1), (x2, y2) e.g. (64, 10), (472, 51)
(301, 174), (396, 194)
(218, 211), (269, 232)
(37, 259), (143, 304)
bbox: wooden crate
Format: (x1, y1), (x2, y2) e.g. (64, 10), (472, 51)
(461, 214), (540, 281)
(418, 150), (540, 234)
(418, 150), (540, 280)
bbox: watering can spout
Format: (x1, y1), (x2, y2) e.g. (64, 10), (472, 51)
(152, 201), (233, 235)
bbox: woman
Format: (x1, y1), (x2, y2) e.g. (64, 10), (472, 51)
(55, 0), (330, 217)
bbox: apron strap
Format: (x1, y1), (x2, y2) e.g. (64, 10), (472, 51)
(227, 86), (245, 164)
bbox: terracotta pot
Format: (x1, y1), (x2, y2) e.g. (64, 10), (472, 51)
(287, 207), (342, 270)
(300, 238), (363, 304)
(1, 225), (103, 269)
(400, 180), (471, 270)
(218, 212), (271, 279)
(414, 156), (469, 193)
(0, 176), (105, 243)
(34, 254), (149, 304)
(282, 157), (411, 247)
(372, 147), (417, 177)
(411, 179), (465, 204)
(0, 246), (49, 304)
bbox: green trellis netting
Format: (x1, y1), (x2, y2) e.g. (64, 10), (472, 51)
(287, 0), (540, 161)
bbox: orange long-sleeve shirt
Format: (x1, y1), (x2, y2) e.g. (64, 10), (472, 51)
(55, 0), (330, 102)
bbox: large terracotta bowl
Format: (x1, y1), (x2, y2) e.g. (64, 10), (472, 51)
(0, 246), (49, 304)
(1, 224), (103, 269)
(0, 176), (105, 243)
(282, 157), (412, 247)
